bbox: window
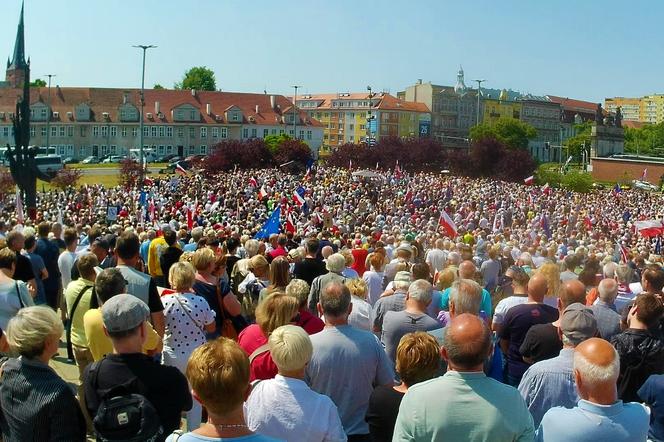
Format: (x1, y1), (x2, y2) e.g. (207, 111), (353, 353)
(299, 130), (304, 139)
(110, 145), (117, 154)
(220, 127), (227, 139)
(243, 128), (249, 138)
(200, 127), (207, 138)
(271, 129), (276, 135)
(132, 127), (138, 137)
(166, 145), (173, 154)
(67, 126), (74, 137)
(251, 128), (257, 138)
(30, 126), (35, 137)
(41, 108), (47, 119)
(232, 113), (239, 122)
(110, 126), (117, 137)
(159, 126), (165, 138)
(307, 130), (312, 140)
(101, 145), (108, 155)
(350, 124), (354, 130)
(166, 127), (173, 138)
(51, 126), (57, 137)
(151, 126), (157, 138)
(158, 145), (165, 154)
(212, 127), (219, 138)
(279, 129), (284, 135)
(2, 127), (9, 137)
(143, 126), (149, 137)
(200, 145), (207, 154)
(121, 127), (127, 137)
(177, 127), (184, 138)
(263, 129), (269, 138)
(42, 127), (47, 137)
(190, 110), (198, 120)
(80, 126), (86, 137)
(101, 126), (108, 137)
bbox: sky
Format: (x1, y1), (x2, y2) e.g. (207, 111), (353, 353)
(1, 0), (662, 103)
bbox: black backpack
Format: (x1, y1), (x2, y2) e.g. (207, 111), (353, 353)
(89, 360), (164, 442)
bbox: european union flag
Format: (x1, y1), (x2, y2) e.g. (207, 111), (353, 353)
(139, 191), (147, 207)
(254, 206), (281, 239)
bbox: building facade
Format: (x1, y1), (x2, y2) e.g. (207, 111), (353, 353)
(604, 95), (664, 124)
(295, 92), (430, 149)
(520, 96), (562, 161)
(0, 88), (323, 159)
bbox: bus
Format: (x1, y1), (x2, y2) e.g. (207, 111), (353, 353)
(35, 155), (64, 177)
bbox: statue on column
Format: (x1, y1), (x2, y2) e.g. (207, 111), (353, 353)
(615, 106), (623, 128)
(595, 103), (604, 125)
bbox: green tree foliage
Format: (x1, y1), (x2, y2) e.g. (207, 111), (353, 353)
(469, 118), (537, 150)
(264, 134), (292, 155)
(563, 122), (592, 161)
(153, 83), (165, 90)
(561, 170), (593, 193)
(624, 122), (664, 155)
(30, 79), (46, 87)
(535, 163), (563, 187)
(174, 66), (216, 91)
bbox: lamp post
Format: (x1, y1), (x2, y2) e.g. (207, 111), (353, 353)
(133, 44), (156, 180)
(291, 85), (301, 139)
(473, 79), (485, 126)
(44, 74), (55, 154)
(366, 85), (373, 144)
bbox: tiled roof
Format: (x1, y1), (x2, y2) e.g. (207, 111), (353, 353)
(546, 95), (598, 113)
(622, 120), (647, 129)
(295, 92), (430, 113)
(0, 87), (322, 127)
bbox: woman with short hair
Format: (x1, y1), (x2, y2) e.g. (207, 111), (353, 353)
(0, 247), (33, 331)
(244, 325), (346, 441)
(285, 279), (324, 335)
(0, 306), (86, 441)
(162, 261), (216, 431)
(346, 278), (372, 331)
(363, 252), (386, 306)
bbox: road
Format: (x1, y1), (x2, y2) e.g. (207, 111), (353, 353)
(76, 166), (163, 176)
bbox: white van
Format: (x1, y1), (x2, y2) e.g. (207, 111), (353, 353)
(35, 155), (64, 177)
(129, 149), (158, 163)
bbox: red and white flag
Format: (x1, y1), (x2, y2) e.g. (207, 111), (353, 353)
(292, 189), (306, 207)
(439, 210), (458, 238)
(249, 177), (258, 188)
(542, 183), (551, 195)
(186, 205), (194, 229)
(640, 168), (648, 181)
(15, 188), (24, 224)
(143, 177), (154, 186)
(303, 167), (311, 181)
(285, 207), (296, 233)
(349, 159), (353, 170)
(524, 175), (534, 185)
(175, 163), (188, 176)
(258, 186), (268, 200)
(635, 220), (664, 237)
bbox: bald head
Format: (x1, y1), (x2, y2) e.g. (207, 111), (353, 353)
(443, 313), (491, 371)
(559, 279), (587, 308)
(458, 261), (477, 279)
(574, 338), (619, 396)
(527, 274), (549, 302)
(597, 279), (618, 303)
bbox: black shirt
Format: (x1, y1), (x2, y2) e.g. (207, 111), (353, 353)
(226, 255), (240, 279)
(366, 385), (405, 442)
(84, 353), (191, 439)
(611, 328), (664, 402)
(519, 323), (562, 364)
(293, 257), (327, 286)
(14, 253), (35, 282)
(159, 246), (183, 281)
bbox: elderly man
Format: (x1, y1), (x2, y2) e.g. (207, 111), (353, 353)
(372, 271), (411, 335)
(306, 282), (393, 440)
(425, 238), (447, 278)
(381, 279), (439, 364)
(518, 303), (598, 427)
(589, 278), (621, 340)
(440, 260), (493, 319)
(536, 338), (649, 441)
(308, 253), (347, 314)
(393, 314), (534, 441)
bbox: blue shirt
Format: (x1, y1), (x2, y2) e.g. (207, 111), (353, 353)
(139, 239), (151, 264)
(440, 287), (493, 317)
(183, 242), (198, 252)
(518, 348), (578, 427)
(536, 399), (649, 442)
(638, 374), (664, 441)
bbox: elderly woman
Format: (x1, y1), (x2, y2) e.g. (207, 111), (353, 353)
(258, 256), (290, 303)
(0, 306), (86, 441)
(0, 247), (34, 331)
(366, 332), (440, 441)
(346, 278), (372, 331)
(192, 248), (244, 337)
(363, 252), (386, 306)
(162, 262), (216, 431)
(244, 325), (345, 441)
(237, 293), (299, 381)
(285, 279), (324, 334)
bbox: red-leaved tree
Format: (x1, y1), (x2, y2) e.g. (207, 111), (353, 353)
(272, 139), (312, 166)
(118, 159), (144, 189)
(50, 167), (83, 191)
(0, 168), (15, 201)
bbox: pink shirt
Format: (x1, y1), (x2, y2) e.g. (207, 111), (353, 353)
(238, 324), (278, 381)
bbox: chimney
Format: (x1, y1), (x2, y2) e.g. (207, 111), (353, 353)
(270, 95), (276, 110)
(123, 92), (129, 104)
(255, 104), (259, 114)
(417, 79), (422, 85)
(206, 103), (212, 115)
(155, 101), (160, 114)
(191, 89), (196, 97)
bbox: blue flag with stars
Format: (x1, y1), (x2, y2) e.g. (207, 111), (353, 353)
(254, 206), (281, 239)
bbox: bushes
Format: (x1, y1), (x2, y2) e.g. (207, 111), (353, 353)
(50, 167), (82, 191)
(118, 159), (144, 189)
(204, 137), (312, 174)
(535, 163), (563, 187)
(561, 170), (593, 193)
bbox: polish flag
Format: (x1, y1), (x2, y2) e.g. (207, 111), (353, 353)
(143, 177), (154, 186)
(640, 168), (648, 181)
(292, 189), (306, 207)
(258, 186), (268, 200)
(175, 163), (188, 176)
(285, 207), (296, 233)
(186, 204), (193, 229)
(524, 175), (534, 185)
(542, 183), (551, 195)
(439, 210), (458, 238)
(249, 177), (258, 188)
(635, 220), (664, 237)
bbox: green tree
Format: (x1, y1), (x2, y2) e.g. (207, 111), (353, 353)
(561, 170), (593, 193)
(264, 133), (292, 155)
(535, 163), (562, 187)
(469, 118), (537, 150)
(30, 79), (46, 87)
(174, 66), (216, 91)
(563, 122), (592, 161)
(624, 122), (664, 155)
(153, 83), (165, 90)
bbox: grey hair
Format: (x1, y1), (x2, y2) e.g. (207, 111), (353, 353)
(614, 265), (632, 284)
(244, 239), (260, 258)
(574, 345), (620, 388)
(447, 251), (461, 266)
(408, 279), (433, 304)
(602, 261), (618, 279)
(286, 279), (311, 308)
(191, 226), (204, 241)
(597, 278), (618, 303)
(320, 281), (351, 318)
(326, 253), (346, 273)
(449, 279), (482, 315)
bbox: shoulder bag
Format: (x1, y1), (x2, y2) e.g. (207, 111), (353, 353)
(66, 285), (93, 361)
(173, 294), (204, 330)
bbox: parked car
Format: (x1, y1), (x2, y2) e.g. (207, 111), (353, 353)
(102, 155), (125, 164)
(63, 157), (78, 164)
(632, 180), (658, 191)
(81, 156), (99, 164)
(157, 154), (177, 163)
(167, 156), (182, 164)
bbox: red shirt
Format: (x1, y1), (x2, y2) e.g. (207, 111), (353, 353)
(268, 246), (287, 261)
(238, 324), (278, 381)
(296, 309), (324, 335)
(351, 248), (369, 276)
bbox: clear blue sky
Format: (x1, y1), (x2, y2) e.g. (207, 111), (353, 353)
(2, 0), (661, 102)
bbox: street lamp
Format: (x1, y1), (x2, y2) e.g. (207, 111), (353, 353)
(133, 44), (156, 180)
(473, 79), (485, 126)
(366, 85), (373, 144)
(291, 85), (301, 139)
(44, 74), (55, 154)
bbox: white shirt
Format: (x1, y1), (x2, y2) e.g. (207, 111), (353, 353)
(425, 249), (447, 274)
(58, 250), (78, 289)
(245, 375), (346, 442)
(493, 295), (529, 325)
(362, 270), (384, 306)
(162, 292), (215, 360)
(349, 295), (372, 331)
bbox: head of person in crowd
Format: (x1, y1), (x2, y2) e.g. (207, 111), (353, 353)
(63, 228), (79, 252)
(442, 314), (492, 372)
(449, 278), (483, 318)
(285, 279), (310, 311)
(7, 306), (64, 362)
(396, 332), (440, 388)
(23, 234), (37, 254)
(517, 252), (534, 269)
(169, 262), (196, 294)
(269, 325), (312, 378)
(393, 271), (412, 293)
(179, 251), (194, 264)
(346, 278), (368, 300)
(573, 338), (620, 404)
(101, 294), (151, 352)
(268, 256), (290, 290)
(559, 279), (588, 311)
(578, 258), (601, 289)
(304, 239), (319, 258)
(597, 278), (618, 306)
(186, 338), (251, 425)
(192, 247), (216, 276)
(395, 244), (413, 262)
(242, 239), (260, 259)
(163, 230), (177, 248)
(37, 222), (50, 239)
(189, 227), (203, 245)
(318, 281), (352, 324)
(641, 267), (664, 295)
(435, 268), (457, 291)
(95, 268), (127, 305)
(325, 253), (346, 275)
(5, 231), (24, 253)
(602, 261), (618, 280)
(248, 255), (269, 279)
(559, 303), (598, 347)
(412, 263), (431, 283)
(341, 249), (354, 269)
(0, 247), (16, 277)
(115, 231), (141, 267)
(563, 254), (578, 272)
(627, 293), (664, 330)
(527, 273), (549, 303)
(536, 262), (560, 298)
(458, 260), (479, 281)
(406, 279), (433, 310)
(255, 293), (299, 337)
(90, 237), (110, 264)
(614, 264), (632, 286)
(368, 252), (385, 272)
(77, 253), (99, 282)
(287, 248), (302, 264)
(212, 253), (228, 278)
(500, 265), (529, 297)
(321, 245), (334, 260)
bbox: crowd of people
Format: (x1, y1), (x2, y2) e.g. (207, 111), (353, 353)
(0, 165), (661, 441)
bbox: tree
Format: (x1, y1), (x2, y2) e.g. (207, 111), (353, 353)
(470, 118), (537, 150)
(535, 163), (563, 187)
(563, 122), (592, 161)
(561, 170), (593, 193)
(0, 168), (15, 199)
(624, 122), (664, 155)
(204, 139), (271, 174)
(50, 167), (82, 191)
(174, 66), (216, 91)
(30, 79), (46, 87)
(153, 83), (165, 90)
(118, 159), (143, 189)
(264, 133), (292, 155)
(272, 139), (312, 166)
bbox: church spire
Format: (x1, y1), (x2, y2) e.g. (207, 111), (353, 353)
(8, 2), (27, 70)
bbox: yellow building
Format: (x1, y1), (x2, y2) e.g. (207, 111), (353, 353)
(640, 95), (664, 123)
(482, 89), (522, 124)
(605, 95), (664, 124)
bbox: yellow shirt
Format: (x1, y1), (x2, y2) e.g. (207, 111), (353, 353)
(147, 237), (169, 277)
(83, 308), (161, 361)
(64, 278), (95, 348)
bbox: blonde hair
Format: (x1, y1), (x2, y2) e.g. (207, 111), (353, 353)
(169, 261), (196, 292)
(536, 262), (561, 298)
(179, 251), (194, 263)
(396, 332), (441, 386)
(285, 279), (310, 308)
(269, 325), (313, 372)
(435, 268), (457, 291)
(346, 278), (368, 299)
(191, 248), (216, 272)
(341, 249), (355, 267)
(7, 306), (64, 358)
(186, 338), (249, 416)
(255, 293), (299, 336)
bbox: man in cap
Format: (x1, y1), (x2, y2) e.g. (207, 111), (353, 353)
(372, 270), (411, 336)
(518, 303), (598, 427)
(83, 294), (190, 437)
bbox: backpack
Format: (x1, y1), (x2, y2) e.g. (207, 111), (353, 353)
(242, 279), (267, 321)
(89, 359), (164, 442)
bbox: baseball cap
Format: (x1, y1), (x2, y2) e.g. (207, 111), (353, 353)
(394, 271), (412, 283)
(560, 303), (598, 345)
(101, 294), (150, 334)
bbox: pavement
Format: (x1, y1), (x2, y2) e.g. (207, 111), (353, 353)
(77, 166), (163, 176)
